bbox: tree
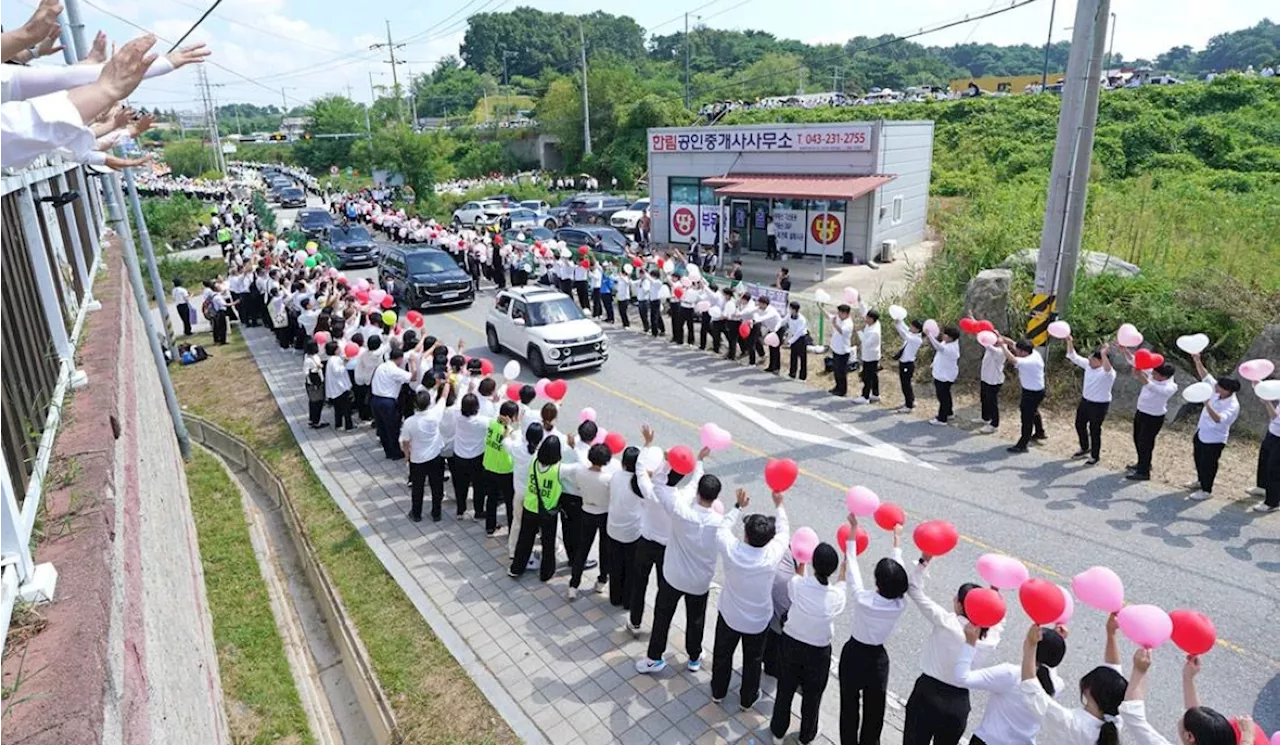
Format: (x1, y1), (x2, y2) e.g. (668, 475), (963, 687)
(164, 140), (216, 178)
(460, 8), (645, 79)
(366, 126), (455, 203)
(1157, 45), (1198, 73)
(292, 95), (366, 172)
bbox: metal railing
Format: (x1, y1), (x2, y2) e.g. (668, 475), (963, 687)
(1, 156), (105, 654)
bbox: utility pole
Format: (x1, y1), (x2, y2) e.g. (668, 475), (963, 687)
(683, 13), (691, 109)
(579, 18), (592, 155)
(1029, 0), (1105, 342)
(370, 21), (406, 124)
(832, 67), (842, 94)
(196, 66), (226, 173)
(1105, 12), (1117, 78)
(1039, 0), (1058, 92)
(501, 49), (517, 124)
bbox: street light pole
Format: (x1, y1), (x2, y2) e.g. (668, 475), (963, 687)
(579, 18), (592, 155)
(1040, 0), (1058, 92)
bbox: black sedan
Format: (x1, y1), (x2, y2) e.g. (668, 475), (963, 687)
(295, 208), (333, 238)
(553, 226), (632, 256)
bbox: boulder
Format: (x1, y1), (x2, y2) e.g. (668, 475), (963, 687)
(1000, 249), (1141, 278)
(959, 269), (1012, 378)
(1233, 323), (1280, 435)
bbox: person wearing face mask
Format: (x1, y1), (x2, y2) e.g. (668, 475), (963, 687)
(784, 301), (810, 381)
(1018, 621), (1127, 745)
(1064, 337), (1117, 466)
(1120, 650), (1242, 745)
(1185, 353), (1242, 501)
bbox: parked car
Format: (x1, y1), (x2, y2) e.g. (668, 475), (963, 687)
(609, 198), (650, 233)
(547, 192), (597, 225)
(501, 226), (555, 245)
(562, 195), (631, 225)
(486, 287), (608, 376)
(278, 186), (306, 208)
(295, 208), (334, 238)
(520, 199), (552, 213)
(476, 207), (557, 230)
(379, 246), (474, 309)
(328, 224), (379, 268)
(451, 199), (504, 227)
(554, 226), (632, 256)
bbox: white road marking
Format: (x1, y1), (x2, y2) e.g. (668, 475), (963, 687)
(704, 388), (936, 470)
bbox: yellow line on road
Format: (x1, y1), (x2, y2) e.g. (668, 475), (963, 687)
(447, 313), (1274, 667)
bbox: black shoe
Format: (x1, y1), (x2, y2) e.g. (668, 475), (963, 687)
(407, 512), (422, 522)
(1007, 445), (1029, 453)
(1032, 433), (1048, 442)
(310, 422), (329, 429)
(1072, 449), (1089, 459)
(1125, 471), (1150, 481)
(1125, 463), (1138, 471)
(1085, 458), (1099, 466)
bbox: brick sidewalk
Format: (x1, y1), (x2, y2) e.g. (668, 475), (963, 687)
(242, 326), (906, 745)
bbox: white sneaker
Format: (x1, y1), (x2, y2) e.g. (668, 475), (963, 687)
(979, 424), (997, 434)
(928, 419), (948, 427)
(868, 395), (880, 403)
(894, 406), (913, 414)
(1183, 480), (1202, 491)
(626, 621), (642, 636)
(594, 578), (608, 594)
(773, 735), (787, 745)
(1252, 503), (1278, 513)
(567, 587), (579, 601)
(687, 657), (702, 672)
(850, 397), (869, 404)
(1245, 487), (1266, 497)
(1189, 490), (1213, 501)
(970, 417), (987, 424)
(635, 657), (666, 674)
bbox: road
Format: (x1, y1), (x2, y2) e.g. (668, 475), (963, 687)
(260, 196), (1277, 730)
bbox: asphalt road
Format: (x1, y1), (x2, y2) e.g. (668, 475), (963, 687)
(266, 197), (1277, 733)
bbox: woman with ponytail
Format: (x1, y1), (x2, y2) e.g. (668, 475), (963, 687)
(1120, 649), (1239, 745)
(950, 623), (1066, 745)
(1019, 622), (1127, 745)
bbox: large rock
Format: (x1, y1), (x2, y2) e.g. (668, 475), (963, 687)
(1234, 323), (1280, 435)
(1000, 249), (1141, 278)
(960, 269), (1012, 378)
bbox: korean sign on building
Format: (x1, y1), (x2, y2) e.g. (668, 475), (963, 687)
(649, 125), (873, 154)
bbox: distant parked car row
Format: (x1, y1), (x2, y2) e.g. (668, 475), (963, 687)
(452, 192), (644, 231)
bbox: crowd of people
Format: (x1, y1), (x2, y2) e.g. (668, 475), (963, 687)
(1, 0), (210, 170)
(172, 167), (1279, 745)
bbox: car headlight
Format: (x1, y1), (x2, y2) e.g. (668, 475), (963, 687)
(548, 346), (564, 359)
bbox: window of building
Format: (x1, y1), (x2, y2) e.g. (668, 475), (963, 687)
(699, 184), (717, 207)
(891, 195), (904, 225)
(670, 177), (700, 205)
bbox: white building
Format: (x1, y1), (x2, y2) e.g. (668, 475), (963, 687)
(646, 120), (934, 263)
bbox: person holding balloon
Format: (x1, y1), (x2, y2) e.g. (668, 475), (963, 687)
(1251, 388), (1279, 512)
(710, 486), (790, 711)
(560, 441), (617, 601)
(1017, 619), (1127, 745)
(1001, 338), (1047, 453)
(1064, 337), (1116, 466)
(975, 325), (1006, 433)
(952, 622), (1066, 745)
(399, 385), (450, 523)
(768, 540), (846, 745)
(837, 516), (908, 745)
(628, 426), (690, 634)
(925, 325), (961, 426)
(891, 316), (924, 414)
(606, 446), (644, 609)
(324, 340), (355, 431)
(828, 304), (856, 398)
(1120, 650), (1241, 745)
(508, 434), (567, 582)
(852, 308), (883, 405)
(1119, 350), (1178, 483)
(1186, 353), (1241, 501)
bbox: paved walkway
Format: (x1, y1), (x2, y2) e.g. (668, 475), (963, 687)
(243, 326), (906, 745)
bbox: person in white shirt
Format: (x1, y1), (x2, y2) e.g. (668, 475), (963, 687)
(614, 268), (633, 329)
(572, 258), (590, 310)
(353, 335), (383, 422)
(1002, 339), (1047, 452)
(828, 304), (856, 397)
(1118, 352), (1177, 483)
(839, 519), (908, 745)
(588, 262), (604, 318)
(722, 289), (743, 360)
(561, 441), (616, 600)
(635, 444), (720, 675)
(710, 487), (789, 709)
(1250, 390), (1280, 512)
(637, 273), (652, 334)
(606, 447), (644, 607)
(784, 302), (810, 380)
(1017, 622), (1127, 745)
(324, 340), (354, 431)
(303, 340), (328, 429)
(1186, 354), (1242, 500)
(769, 542), (845, 745)
(647, 271), (667, 337)
(399, 385), (449, 522)
(952, 623), (1067, 745)
(1065, 337), (1117, 465)
(298, 298), (321, 339)
(1120, 649), (1239, 745)
(902, 553), (1005, 745)
(926, 325), (961, 425)
(853, 308), (883, 404)
(371, 346), (415, 459)
(974, 334), (1007, 432)
(450, 392), (493, 519)
(172, 278), (193, 336)
(753, 296), (783, 373)
(893, 318), (925, 413)
(677, 279), (699, 347)
(505, 422), (543, 560)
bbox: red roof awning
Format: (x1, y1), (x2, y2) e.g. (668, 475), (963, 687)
(703, 173), (896, 201)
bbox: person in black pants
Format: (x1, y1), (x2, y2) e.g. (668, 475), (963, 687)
(325, 341), (355, 431)
(509, 436), (564, 582)
(769, 544), (842, 745)
(1122, 359), (1176, 482)
(210, 290), (230, 345)
(401, 389), (448, 522)
(629, 536), (668, 631)
(1254, 394), (1280, 513)
(173, 279), (193, 336)
(1065, 338), (1116, 465)
(1002, 338), (1047, 453)
(607, 448), (642, 609)
(303, 341), (328, 429)
(1186, 353), (1242, 500)
(784, 302), (809, 380)
(828, 304), (855, 397)
(648, 277), (665, 337)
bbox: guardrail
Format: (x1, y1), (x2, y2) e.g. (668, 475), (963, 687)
(1, 157), (106, 655)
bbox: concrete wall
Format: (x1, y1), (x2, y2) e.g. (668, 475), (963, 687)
(869, 120), (935, 257)
(2, 244), (229, 745)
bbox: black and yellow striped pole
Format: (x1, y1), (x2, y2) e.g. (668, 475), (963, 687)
(1026, 293), (1057, 347)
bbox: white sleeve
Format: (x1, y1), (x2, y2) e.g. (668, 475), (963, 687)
(1119, 701), (1173, 745)
(3, 56), (175, 102)
(1, 93), (96, 169)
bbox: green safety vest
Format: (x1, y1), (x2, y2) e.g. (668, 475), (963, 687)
(482, 420), (513, 474)
(217, 227), (231, 243)
(523, 462), (562, 514)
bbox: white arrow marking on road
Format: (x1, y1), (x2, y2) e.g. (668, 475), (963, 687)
(704, 388), (936, 470)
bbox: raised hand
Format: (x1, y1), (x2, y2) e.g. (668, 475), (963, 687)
(735, 487), (748, 509)
(82, 30), (107, 63)
(98, 34), (158, 100)
(167, 42), (210, 69)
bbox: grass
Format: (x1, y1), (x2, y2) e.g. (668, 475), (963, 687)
(170, 332), (518, 745)
(185, 445), (313, 745)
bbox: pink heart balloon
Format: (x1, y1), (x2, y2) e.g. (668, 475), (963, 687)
(534, 378), (550, 399)
(845, 486), (881, 517)
(1238, 358), (1275, 383)
(976, 553), (1030, 590)
(1116, 604), (1173, 650)
(1072, 566), (1125, 613)
(791, 527), (819, 563)
(579, 407), (597, 423)
(699, 423), (733, 452)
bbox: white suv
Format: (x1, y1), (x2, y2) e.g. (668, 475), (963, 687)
(452, 199), (503, 227)
(486, 287), (608, 376)
(609, 198), (650, 234)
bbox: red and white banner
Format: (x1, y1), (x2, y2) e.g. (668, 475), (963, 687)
(669, 204), (698, 244)
(649, 124), (873, 154)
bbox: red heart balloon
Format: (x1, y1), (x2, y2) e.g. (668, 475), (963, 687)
(1169, 610), (1216, 655)
(739, 321), (751, 339)
(976, 320), (996, 333)
(604, 431), (627, 455)
(1133, 349), (1165, 371)
(632, 257), (643, 268)
(763, 458), (799, 493)
(380, 295), (395, 309)
(873, 502), (906, 531)
(666, 445), (696, 475)
(958, 318), (979, 334)
(964, 587), (1007, 627)
(505, 382), (522, 401)
(836, 524), (870, 555)
(544, 379), (568, 401)
(1019, 578), (1067, 625)
(913, 520), (959, 557)
(674, 287), (685, 299)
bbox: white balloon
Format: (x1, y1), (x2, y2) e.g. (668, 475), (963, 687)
(843, 287), (860, 305)
(976, 330), (998, 348)
(503, 360), (521, 379)
(1176, 333), (1210, 355)
(813, 289), (831, 304)
(888, 304), (908, 321)
(638, 446), (664, 472)
(923, 319), (940, 338)
(686, 265), (702, 281)
(1182, 382), (1213, 404)
(708, 306), (723, 320)
(623, 263), (634, 275)
(1255, 379), (1280, 401)
(1117, 323), (1144, 348)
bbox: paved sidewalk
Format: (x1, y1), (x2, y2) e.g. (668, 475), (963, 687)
(242, 325), (906, 745)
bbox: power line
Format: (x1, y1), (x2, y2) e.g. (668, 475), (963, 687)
(646, 0), (726, 34)
(167, 0), (224, 53)
(166, 0), (349, 56)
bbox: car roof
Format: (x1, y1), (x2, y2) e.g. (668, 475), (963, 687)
(500, 287), (567, 303)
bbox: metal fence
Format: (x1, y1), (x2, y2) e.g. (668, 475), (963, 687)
(1, 156), (105, 654)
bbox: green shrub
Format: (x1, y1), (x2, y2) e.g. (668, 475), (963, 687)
(140, 193), (207, 251)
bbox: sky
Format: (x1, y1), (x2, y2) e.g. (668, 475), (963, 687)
(0, 0), (1271, 112)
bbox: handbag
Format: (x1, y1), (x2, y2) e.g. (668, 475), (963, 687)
(306, 367), (325, 403)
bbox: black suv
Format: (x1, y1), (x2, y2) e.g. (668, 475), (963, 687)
(295, 208), (333, 238)
(378, 246), (474, 309)
(562, 195), (630, 225)
(328, 224), (379, 269)
(278, 186), (306, 208)
(554, 226), (631, 255)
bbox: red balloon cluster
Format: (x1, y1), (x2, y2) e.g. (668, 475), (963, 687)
(1019, 578), (1067, 625)
(964, 588), (1007, 627)
(666, 445), (696, 475)
(1133, 349), (1165, 371)
(913, 520), (959, 557)
(873, 502), (906, 531)
(958, 318), (996, 335)
(836, 523), (870, 555)
(380, 295), (395, 310)
(544, 379), (568, 401)
(763, 458), (799, 493)
(604, 431), (627, 455)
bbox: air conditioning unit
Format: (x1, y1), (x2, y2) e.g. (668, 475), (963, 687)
(878, 239), (898, 263)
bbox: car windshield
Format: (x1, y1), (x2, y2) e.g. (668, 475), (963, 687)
(586, 229), (628, 252)
(299, 212), (332, 227)
(508, 227), (554, 242)
(527, 297), (584, 327)
(628, 200), (648, 211)
(332, 225), (370, 242)
(520, 201), (542, 210)
(281, 188), (303, 198)
(406, 252), (459, 274)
